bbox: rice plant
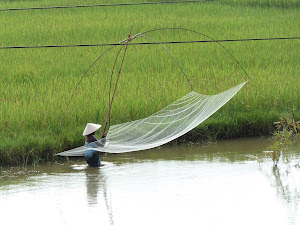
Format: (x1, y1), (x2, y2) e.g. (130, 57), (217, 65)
(0, 0), (299, 165)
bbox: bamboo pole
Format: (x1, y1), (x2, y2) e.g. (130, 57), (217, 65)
(102, 26), (133, 137)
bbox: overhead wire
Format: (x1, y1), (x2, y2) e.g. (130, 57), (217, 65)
(0, 0), (216, 12)
(1, 37), (299, 50)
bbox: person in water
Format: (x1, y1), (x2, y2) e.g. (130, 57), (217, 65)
(83, 123), (106, 167)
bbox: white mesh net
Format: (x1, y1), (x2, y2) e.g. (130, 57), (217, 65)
(57, 82), (246, 156)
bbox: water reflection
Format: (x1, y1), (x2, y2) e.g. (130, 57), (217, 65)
(260, 160), (300, 225)
(107, 137), (272, 163)
(0, 137), (299, 225)
(85, 164), (114, 224)
(85, 167), (101, 206)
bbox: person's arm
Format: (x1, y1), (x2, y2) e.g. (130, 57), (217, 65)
(93, 135), (106, 148)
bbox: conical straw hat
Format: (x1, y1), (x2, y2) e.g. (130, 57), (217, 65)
(82, 123), (102, 136)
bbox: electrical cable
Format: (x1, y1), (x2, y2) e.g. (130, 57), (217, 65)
(0, 0), (216, 12)
(1, 37), (299, 50)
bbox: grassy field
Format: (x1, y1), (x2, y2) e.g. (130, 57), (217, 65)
(0, 0), (299, 166)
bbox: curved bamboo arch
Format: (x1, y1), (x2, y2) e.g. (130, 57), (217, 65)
(56, 27), (250, 152)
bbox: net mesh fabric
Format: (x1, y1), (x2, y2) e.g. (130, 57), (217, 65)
(57, 82), (246, 156)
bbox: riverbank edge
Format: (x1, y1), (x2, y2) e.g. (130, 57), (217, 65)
(0, 119), (277, 167)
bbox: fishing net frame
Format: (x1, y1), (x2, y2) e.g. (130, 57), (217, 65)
(56, 27), (249, 156)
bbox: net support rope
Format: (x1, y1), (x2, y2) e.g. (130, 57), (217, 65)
(56, 81), (246, 156)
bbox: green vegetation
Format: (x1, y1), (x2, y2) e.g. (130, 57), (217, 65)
(0, 0), (299, 166)
(263, 110), (300, 166)
(224, 0), (299, 8)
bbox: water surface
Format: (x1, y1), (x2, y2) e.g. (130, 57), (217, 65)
(1, 137), (299, 225)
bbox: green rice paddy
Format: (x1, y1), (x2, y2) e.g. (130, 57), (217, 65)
(0, 0), (299, 165)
